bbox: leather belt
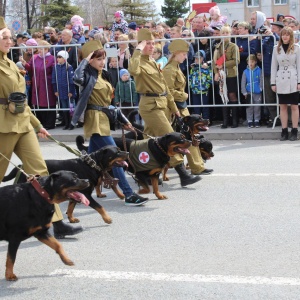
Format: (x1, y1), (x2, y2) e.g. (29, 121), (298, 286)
(0, 98), (8, 104)
(141, 92), (167, 97)
(86, 104), (108, 111)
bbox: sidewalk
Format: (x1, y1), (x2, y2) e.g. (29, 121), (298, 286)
(41, 122), (283, 143)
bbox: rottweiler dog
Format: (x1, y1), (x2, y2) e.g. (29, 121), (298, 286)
(3, 146), (128, 224)
(0, 170), (89, 281)
(198, 135), (214, 162)
(173, 114), (210, 139)
(113, 132), (191, 200)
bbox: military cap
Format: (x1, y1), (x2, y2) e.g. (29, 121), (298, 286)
(81, 40), (103, 59)
(0, 17), (7, 30)
(168, 39), (189, 53)
(270, 21), (284, 28)
(137, 28), (154, 42)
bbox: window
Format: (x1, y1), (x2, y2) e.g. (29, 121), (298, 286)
(247, 0), (259, 6)
(274, 0), (287, 4)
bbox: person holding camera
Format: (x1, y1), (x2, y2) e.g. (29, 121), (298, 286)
(0, 17), (83, 238)
(250, 11), (266, 35)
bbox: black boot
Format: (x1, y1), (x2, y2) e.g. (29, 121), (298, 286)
(174, 163), (201, 187)
(231, 107), (238, 128)
(280, 128), (289, 141)
(221, 107), (228, 129)
(289, 128), (298, 141)
(53, 220), (83, 239)
(62, 112), (70, 130)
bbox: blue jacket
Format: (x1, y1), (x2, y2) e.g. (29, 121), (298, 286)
(262, 33), (279, 75)
(52, 63), (76, 100)
(243, 66), (262, 94)
(236, 37), (257, 76)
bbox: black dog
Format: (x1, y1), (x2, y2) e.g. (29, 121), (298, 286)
(0, 170), (89, 281)
(113, 132), (191, 200)
(2, 146), (128, 224)
(198, 135), (214, 162)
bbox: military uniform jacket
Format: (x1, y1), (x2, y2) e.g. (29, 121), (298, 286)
(129, 140), (163, 173)
(128, 50), (177, 113)
(213, 41), (240, 78)
(271, 44), (300, 94)
(162, 60), (188, 104)
(0, 51), (41, 134)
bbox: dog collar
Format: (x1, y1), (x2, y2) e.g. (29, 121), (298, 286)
(29, 176), (52, 204)
(154, 139), (168, 156)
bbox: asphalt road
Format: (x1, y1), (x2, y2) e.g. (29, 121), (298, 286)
(1, 140), (300, 300)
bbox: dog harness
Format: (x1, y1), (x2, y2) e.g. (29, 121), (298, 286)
(129, 141), (162, 173)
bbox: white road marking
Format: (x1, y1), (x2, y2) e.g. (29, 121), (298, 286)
(50, 269), (300, 286)
(211, 173), (300, 176)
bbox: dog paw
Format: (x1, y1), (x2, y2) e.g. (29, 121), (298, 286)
(118, 193), (125, 199)
(163, 176), (169, 181)
(103, 216), (112, 224)
(63, 258), (74, 266)
(68, 218), (80, 223)
(97, 194), (107, 198)
(157, 194), (168, 200)
(5, 273), (18, 281)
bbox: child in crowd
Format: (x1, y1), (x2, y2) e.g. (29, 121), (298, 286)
(52, 50), (76, 130)
(189, 50), (212, 120)
(241, 54), (263, 128)
(153, 47), (168, 69)
(70, 15), (84, 43)
(108, 57), (119, 88)
(114, 69), (138, 117)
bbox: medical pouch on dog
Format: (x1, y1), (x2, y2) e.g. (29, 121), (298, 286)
(8, 92), (27, 114)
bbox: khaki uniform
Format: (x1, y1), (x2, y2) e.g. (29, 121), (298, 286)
(213, 41), (240, 78)
(83, 72), (112, 138)
(0, 51), (63, 221)
(163, 60), (205, 173)
(129, 50), (182, 167)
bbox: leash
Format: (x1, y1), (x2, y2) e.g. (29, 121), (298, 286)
(0, 151), (52, 203)
(47, 135), (119, 188)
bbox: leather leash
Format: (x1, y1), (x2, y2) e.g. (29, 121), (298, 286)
(0, 151), (52, 203)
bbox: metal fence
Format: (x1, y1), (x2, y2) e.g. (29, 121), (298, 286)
(10, 33), (286, 127)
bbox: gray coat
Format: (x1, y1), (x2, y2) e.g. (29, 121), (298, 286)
(271, 44), (300, 94)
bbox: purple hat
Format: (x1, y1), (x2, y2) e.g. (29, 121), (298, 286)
(25, 38), (38, 46)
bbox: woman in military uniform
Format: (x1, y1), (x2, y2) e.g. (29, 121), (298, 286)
(70, 40), (148, 206)
(0, 17), (82, 239)
(128, 29), (201, 186)
(162, 40), (213, 176)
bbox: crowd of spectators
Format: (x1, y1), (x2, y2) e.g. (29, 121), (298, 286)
(8, 7), (300, 140)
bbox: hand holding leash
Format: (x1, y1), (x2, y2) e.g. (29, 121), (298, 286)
(37, 127), (50, 139)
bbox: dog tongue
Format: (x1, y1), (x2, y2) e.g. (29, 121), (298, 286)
(67, 191), (90, 206)
(179, 148), (190, 155)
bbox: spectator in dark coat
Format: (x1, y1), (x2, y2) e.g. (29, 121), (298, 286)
(52, 50), (76, 130)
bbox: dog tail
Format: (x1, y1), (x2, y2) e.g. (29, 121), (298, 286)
(76, 135), (89, 152)
(2, 166), (21, 182)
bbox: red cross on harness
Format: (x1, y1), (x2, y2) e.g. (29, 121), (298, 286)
(139, 152), (149, 164)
